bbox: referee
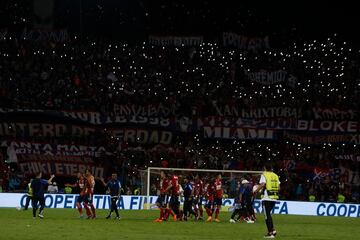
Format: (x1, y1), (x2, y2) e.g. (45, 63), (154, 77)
(101, 173), (121, 220)
(255, 163), (280, 238)
(31, 172), (55, 219)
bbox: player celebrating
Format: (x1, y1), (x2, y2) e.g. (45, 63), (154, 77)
(193, 174), (204, 220)
(154, 171), (170, 222)
(65, 172), (86, 218)
(101, 173), (121, 220)
(213, 174), (223, 222)
(204, 178), (215, 222)
(31, 172), (55, 219)
(84, 169), (96, 219)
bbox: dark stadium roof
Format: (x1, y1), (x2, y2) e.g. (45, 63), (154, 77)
(0, 1), (357, 44)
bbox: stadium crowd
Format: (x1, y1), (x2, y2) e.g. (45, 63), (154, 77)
(1, 35), (359, 203)
(1, 35), (359, 112)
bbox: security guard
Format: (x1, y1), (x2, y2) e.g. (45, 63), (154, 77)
(254, 163), (280, 238)
(64, 185), (72, 194)
(24, 179), (33, 210)
(337, 193), (345, 203)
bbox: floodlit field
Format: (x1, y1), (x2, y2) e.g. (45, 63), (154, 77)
(0, 208), (359, 240)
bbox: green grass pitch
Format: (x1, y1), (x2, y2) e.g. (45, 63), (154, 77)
(0, 208), (359, 240)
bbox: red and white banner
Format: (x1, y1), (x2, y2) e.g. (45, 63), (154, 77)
(2, 141), (105, 177)
(200, 116), (360, 133)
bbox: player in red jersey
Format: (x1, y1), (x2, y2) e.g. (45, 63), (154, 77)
(165, 173), (180, 221)
(214, 174), (223, 222)
(193, 174), (204, 220)
(84, 169), (96, 219)
(65, 172), (86, 218)
(204, 178), (216, 222)
(154, 171), (170, 222)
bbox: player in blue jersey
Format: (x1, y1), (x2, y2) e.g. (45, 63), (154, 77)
(183, 176), (197, 221)
(101, 173), (122, 220)
(30, 172), (55, 219)
(230, 179), (254, 223)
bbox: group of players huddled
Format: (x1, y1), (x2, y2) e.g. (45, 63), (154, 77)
(154, 171), (256, 223)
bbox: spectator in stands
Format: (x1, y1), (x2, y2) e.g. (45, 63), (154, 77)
(47, 182), (59, 194)
(8, 173), (20, 191)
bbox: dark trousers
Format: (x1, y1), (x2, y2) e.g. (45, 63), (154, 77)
(231, 203), (250, 220)
(231, 208), (240, 220)
(263, 200), (276, 232)
(108, 196), (119, 217)
(169, 195), (180, 217)
(32, 196), (45, 217)
(183, 199), (196, 220)
(24, 195), (32, 210)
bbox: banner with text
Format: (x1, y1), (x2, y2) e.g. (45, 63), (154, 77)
(222, 32), (270, 52)
(244, 69), (297, 87)
(203, 126), (277, 140)
(149, 35), (203, 46)
(200, 117), (360, 133)
(312, 107), (358, 120)
(0, 123), (174, 145)
(283, 132), (360, 145)
(1, 194), (360, 218)
(335, 155), (360, 162)
(0, 108), (177, 128)
(210, 105), (300, 118)
(1, 141), (105, 177)
(21, 28), (69, 43)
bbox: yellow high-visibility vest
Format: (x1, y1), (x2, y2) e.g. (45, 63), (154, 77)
(263, 171), (280, 200)
(309, 195), (316, 202)
(337, 194), (345, 203)
(28, 182), (33, 197)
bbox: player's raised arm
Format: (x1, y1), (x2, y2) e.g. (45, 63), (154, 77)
(47, 174), (55, 184)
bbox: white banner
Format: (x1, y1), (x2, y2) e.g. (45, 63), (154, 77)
(1, 194), (359, 218)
